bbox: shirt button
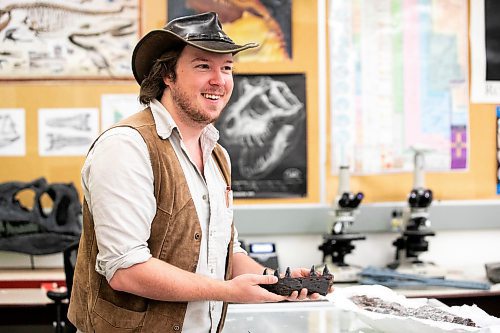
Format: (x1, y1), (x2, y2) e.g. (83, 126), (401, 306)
(202, 194), (207, 200)
(211, 268), (214, 274)
(194, 232), (201, 240)
(173, 324), (180, 331)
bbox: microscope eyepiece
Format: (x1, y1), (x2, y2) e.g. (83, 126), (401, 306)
(338, 192), (364, 208)
(408, 188), (433, 208)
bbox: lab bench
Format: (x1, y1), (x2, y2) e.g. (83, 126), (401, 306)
(0, 268), (499, 330)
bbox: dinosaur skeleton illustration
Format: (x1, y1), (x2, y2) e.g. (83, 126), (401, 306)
(218, 76), (305, 179)
(0, 114), (20, 147)
(0, 1), (137, 77)
(46, 113), (91, 131)
(0, 2), (132, 34)
(46, 133), (92, 151)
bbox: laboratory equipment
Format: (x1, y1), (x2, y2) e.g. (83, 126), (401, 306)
(318, 165), (365, 282)
(388, 149), (445, 277)
(248, 242), (279, 270)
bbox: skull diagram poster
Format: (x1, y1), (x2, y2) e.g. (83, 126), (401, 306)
(0, 0), (139, 80)
(38, 108), (99, 156)
(215, 74), (307, 198)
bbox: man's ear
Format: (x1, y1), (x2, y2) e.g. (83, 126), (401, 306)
(163, 75), (172, 87)
(163, 73), (175, 87)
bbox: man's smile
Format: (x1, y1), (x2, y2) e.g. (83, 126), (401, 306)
(202, 93), (223, 100)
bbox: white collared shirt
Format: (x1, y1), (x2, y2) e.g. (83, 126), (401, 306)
(81, 99), (245, 333)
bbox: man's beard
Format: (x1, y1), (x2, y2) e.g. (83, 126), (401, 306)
(170, 85), (222, 126)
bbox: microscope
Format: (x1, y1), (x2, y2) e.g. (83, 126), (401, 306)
(318, 165), (365, 282)
(388, 149), (445, 277)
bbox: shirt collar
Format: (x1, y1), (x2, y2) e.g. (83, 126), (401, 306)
(149, 99), (220, 145)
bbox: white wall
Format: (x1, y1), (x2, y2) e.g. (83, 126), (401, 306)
(1, 229), (499, 281)
(241, 229), (500, 280)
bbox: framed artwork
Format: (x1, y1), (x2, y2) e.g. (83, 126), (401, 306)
(167, 0), (292, 62)
(215, 74), (307, 198)
(0, 0), (140, 80)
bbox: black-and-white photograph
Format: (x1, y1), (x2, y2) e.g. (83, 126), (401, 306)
(486, 0), (500, 80)
(216, 74), (307, 198)
(0, 0), (139, 79)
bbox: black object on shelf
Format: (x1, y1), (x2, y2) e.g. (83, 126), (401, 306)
(485, 262), (500, 283)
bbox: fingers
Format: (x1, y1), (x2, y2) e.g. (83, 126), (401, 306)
(298, 288), (308, 300)
(308, 292), (321, 300)
(286, 288), (308, 301)
(254, 274), (278, 285)
(286, 290), (299, 301)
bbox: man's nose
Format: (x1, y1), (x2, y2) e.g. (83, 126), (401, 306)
(209, 70), (225, 86)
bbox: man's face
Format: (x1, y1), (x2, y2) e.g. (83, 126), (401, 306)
(165, 45), (234, 127)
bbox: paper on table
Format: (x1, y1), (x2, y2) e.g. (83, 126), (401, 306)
(326, 285), (500, 333)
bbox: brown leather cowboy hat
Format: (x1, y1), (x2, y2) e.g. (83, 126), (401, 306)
(132, 12), (258, 84)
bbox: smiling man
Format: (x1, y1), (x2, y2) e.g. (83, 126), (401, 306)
(67, 12), (324, 333)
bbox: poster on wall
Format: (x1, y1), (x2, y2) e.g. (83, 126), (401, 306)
(215, 74), (307, 198)
(329, 0), (469, 175)
(38, 108), (99, 156)
(471, 0), (500, 103)
(0, 0), (139, 80)
(101, 94), (142, 131)
(0, 108), (25, 156)
(167, 0), (292, 62)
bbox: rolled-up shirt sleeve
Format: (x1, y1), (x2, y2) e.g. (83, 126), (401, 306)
(232, 227), (247, 255)
(81, 127), (155, 282)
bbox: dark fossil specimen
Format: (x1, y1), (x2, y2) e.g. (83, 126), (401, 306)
(350, 295), (477, 327)
(259, 265), (334, 296)
(0, 177), (81, 255)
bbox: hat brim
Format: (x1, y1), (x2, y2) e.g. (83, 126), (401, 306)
(132, 29), (258, 84)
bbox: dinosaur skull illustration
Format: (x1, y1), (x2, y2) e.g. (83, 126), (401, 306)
(218, 76), (305, 179)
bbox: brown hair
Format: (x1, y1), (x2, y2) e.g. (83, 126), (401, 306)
(138, 46), (185, 105)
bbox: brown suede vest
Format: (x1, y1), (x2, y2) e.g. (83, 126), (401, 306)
(68, 108), (234, 332)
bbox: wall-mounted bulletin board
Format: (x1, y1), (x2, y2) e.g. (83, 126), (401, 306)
(0, 0), (146, 206)
(0, 0), (321, 205)
(325, 0), (500, 203)
(3, 0), (496, 208)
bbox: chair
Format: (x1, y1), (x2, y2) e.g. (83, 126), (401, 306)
(46, 240), (79, 333)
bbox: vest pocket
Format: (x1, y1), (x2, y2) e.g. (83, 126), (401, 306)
(92, 297), (146, 331)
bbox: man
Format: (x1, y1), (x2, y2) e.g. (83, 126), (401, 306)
(68, 12), (323, 333)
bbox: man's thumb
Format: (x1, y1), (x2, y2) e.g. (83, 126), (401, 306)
(258, 274), (278, 285)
